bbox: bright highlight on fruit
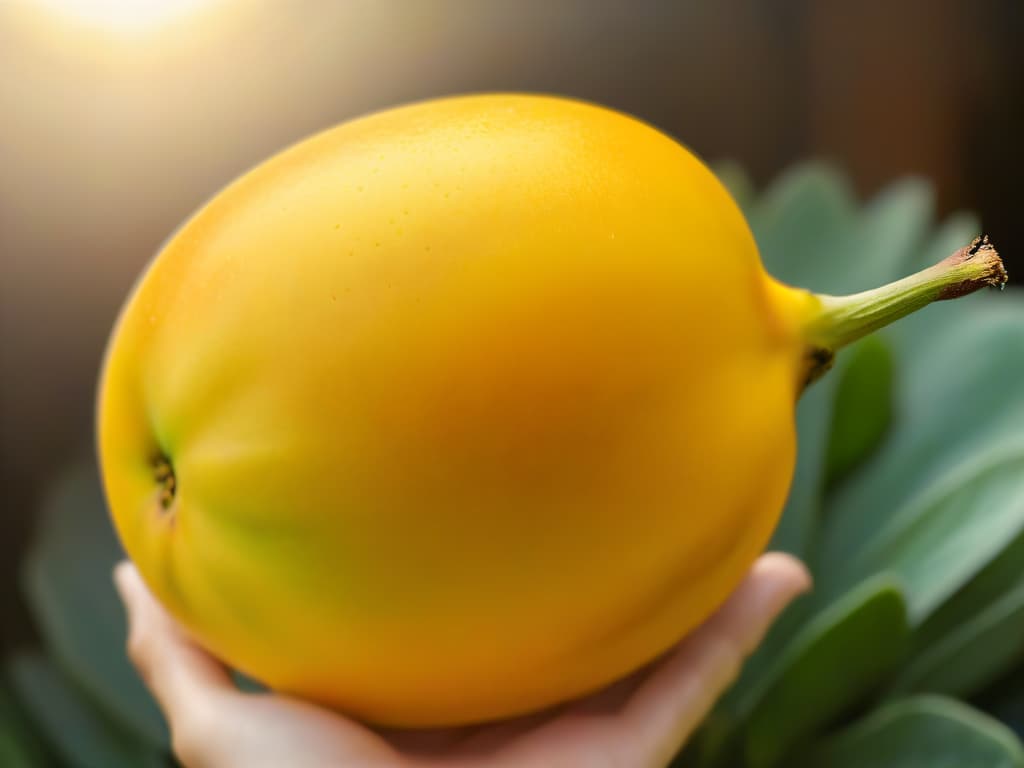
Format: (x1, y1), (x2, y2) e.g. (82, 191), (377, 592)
(97, 94), (1006, 727)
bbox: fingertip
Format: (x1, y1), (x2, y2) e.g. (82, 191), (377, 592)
(753, 552), (813, 614)
(614, 553), (814, 766)
(753, 551), (812, 588)
(722, 553), (811, 657)
(113, 561), (138, 608)
(113, 560), (128, 586)
(113, 566), (238, 723)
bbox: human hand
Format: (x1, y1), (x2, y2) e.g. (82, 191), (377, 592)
(114, 553), (809, 768)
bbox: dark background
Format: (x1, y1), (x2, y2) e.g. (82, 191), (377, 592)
(2, 0), (1022, 648)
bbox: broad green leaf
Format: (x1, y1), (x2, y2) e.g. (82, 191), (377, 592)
(803, 695), (1024, 768)
(912, 525), (1024, 651)
(768, 374), (836, 558)
(672, 708), (738, 768)
(824, 439), (1024, 623)
(838, 177), (932, 292)
(689, 165), (1023, 765)
(825, 300), (1024, 530)
(22, 460), (169, 748)
(818, 302), (1024, 620)
(0, 681), (48, 768)
(908, 210), (982, 273)
(825, 335), (894, 488)
(754, 169), (931, 295)
(0, 730), (41, 768)
(750, 162), (858, 291)
(749, 163), (856, 560)
(7, 653), (164, 768)
(887, 527), (1024, 698)
(740, 577), (909, 768)
(725, 365), (839, 740)
(729, 175), (945, 722)
(712, 160), (755, 213)
(725, 170), (861, 719)
(887, 581), (1024, 700)
(759, 174), (936, 559)
(733, 378), (839, 727)
(979, 665), (1024, 742)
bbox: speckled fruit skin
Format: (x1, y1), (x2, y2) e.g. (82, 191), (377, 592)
(98, 94), (811, 727)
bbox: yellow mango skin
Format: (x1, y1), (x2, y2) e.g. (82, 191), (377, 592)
(98, 94), (809, 727)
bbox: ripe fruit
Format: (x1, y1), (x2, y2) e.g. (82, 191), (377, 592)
(97, 94), (1006, 727)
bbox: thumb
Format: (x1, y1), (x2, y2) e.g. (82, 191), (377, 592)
(624, 552), (811, 767)
(113, 561), (237, 720)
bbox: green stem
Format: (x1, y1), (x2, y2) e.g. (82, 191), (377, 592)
(801, 236), (1007, 384)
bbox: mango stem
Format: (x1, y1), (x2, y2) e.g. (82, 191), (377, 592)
(802, 235), (1007, 384)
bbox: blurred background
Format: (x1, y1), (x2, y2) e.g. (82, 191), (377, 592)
(6, 3), (1024, 765)
(2, 0), (1023, 671)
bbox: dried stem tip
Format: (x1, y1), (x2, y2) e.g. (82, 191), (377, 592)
(936, 235), (1008, 300)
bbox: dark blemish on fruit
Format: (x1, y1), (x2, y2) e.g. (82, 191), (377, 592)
(803, 347), (835, 388)
(153, 455), (176, 511)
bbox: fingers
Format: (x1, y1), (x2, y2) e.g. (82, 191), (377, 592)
(113, 562), (403, 768)
(113, 555), (809, 768)
(113, 562), (237, 729)
(624, 552), (811, 766)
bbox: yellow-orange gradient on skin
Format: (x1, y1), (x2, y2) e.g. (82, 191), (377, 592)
(98, 94), (1005, 727)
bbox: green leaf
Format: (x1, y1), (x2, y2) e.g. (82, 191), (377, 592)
(823, 436), (1024, 624)
(0, 680), (48, 768)
(825, 335), (895, 488)
(887, 526), (1024, 698)
(749, 163), (856, 560)
(758, 173), (935, 559)
(979, 665), (1024, 742)
(735, 378), (839, 724)
(803, 695), (1024, 768)
(888, 583), (1024, 702)
(818, 301), (1024, 622)
(768, 374), (836, 559)
(827, 301), (1024, 529)
(908, 210), (982, 273)
(741, 576), (909, 768)
(753, 170), (931, 296)
(725, 352), (840, 744)
(749, 163), (857, 292)
(712, 160), (755, 213)
(7, 653), (164, 768)
(0, 732), (40, 768)
(841, 177), (933, 292)
(729, 175), (943, 734)
(690, 165), (1023, 765)
(22, 459), (169, 749)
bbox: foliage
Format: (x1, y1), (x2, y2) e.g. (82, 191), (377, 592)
(679, 164), (1024, 766)
(9, 461), (170, 767)
(6, 163), (1024, 767)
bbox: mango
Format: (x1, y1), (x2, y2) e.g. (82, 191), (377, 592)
(97, 94), (1005, 726)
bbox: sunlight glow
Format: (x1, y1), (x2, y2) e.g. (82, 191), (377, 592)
(28, 0), (212, 34)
